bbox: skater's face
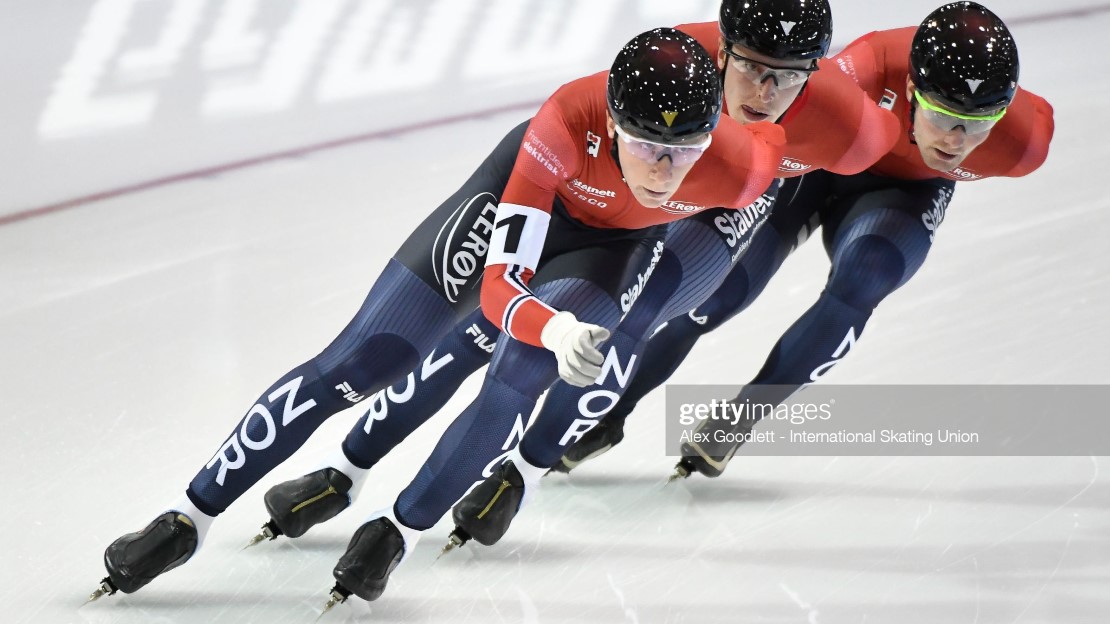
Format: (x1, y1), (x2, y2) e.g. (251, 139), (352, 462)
(606, 114), (710, 208)
(717, 41), (814, 125)
(907, 78), (998, 172)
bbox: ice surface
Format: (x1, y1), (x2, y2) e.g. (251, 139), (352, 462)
(2, 2), (1108, 623)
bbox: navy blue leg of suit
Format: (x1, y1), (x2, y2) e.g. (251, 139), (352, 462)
(737, 177), (955, 404)
(183, 121), (532, 517)
(563, 172), (956, 444)
(517, 183), (782, 469)
(186, 262), (459, 516)
(393, 232), (665, 530)
(340, 309), (498, 470)
(595, 212), (797, 430)
(577, 173), (820, 430)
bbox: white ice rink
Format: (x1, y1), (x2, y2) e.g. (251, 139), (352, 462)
(2, 1), (1109, 623)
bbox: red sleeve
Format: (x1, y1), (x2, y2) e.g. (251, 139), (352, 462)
(1000, 90), (1054, 178)
(777, 61), (900, 176)
(701, 119), (787, 209)
(823, 74), (901, 174)
(734, 121), (787, 205)
(831, 32), (885, 98)
(480, 91), (581, 347)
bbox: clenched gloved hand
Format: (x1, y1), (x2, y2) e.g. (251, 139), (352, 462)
(540, 311), (610, 387)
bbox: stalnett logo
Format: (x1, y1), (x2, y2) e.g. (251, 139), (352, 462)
(779, 157), (813, 173)
(715, 192), (775, 261)
(946, 167), (983, 181)
(571, 179), (616, 198)
(921, 186), (953, 242)
(661, 200), (708, 215)
(432, 193), (498, 303)
(620, 241), (665, 312)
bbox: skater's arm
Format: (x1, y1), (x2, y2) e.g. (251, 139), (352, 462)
(481, 96), (580, 347)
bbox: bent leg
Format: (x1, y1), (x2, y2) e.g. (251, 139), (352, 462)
(185, 121), (534, 516)
(738, 178), (955, 404)
(340, 309), (499, 470)
(187, 261), (458, 516)
(393, 234), (664, 530)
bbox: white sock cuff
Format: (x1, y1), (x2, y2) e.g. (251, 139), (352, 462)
(310, 445), (370, 495)
(507, 447), (547, 488)
(165, 493), (215, 550)
(366, 507), (423, 563)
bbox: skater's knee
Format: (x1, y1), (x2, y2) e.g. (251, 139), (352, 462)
(315, 333), (420, 395)
(691, 277), (751, 332)
(827, 234), (905, 312)
(488, 340), (557, 396)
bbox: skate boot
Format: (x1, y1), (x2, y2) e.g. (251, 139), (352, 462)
(247, 468), (353, 546)
(90, 511), (199, 600)
(670, 415), (752, 481)
(329, 517), (406, 603)
(442, 460), (525, 554)
(549, 416), (626, 474)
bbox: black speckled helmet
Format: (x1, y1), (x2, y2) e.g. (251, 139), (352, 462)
(607, 28), (722, 145)
(910, 2), (1019, 114)
(719, 0), (833, 61)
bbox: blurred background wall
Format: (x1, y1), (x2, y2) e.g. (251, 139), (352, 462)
(0, 0), (1095, 219)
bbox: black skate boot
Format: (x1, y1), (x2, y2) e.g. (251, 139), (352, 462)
(670, 441), (738, 480)
(329, 517), (406, 602)
(247, 468), (353, 546)
(91, 511), (199, 600)
(442, 460), (525, 554)
(549, 416), (626, 474)
(670, 413), (753, 480)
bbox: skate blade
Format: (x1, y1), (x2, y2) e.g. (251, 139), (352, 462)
(243, 521), (278, 550)
(315, 585), (350, 622)
(435, 532), (466, 562)
(84, 579), (115, 604)
(665, 462), (691, 485)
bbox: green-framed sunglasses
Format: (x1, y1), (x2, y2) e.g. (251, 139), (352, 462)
(913, 89), (1006, 135)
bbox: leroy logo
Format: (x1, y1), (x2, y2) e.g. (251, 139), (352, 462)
(432, 193), (498, 303)
(661, 200), (708, 215)
(947, 167), (982, 181)
(779, 157), (813, 173)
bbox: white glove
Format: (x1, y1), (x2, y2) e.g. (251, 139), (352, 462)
(540, 311), (611, 387)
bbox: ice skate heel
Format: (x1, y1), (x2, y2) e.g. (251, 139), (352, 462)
(248, 468), (353, 546)
(674, 436), (740, 479)
(549, 416), (626, 474)
(445, 460), (525, 552)
(91, 511), (199, 600)
(329, 517), (406, 602)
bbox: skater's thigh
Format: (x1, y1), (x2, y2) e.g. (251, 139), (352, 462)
(532, 233), (667, 329)
(392, 120), (531, 315)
